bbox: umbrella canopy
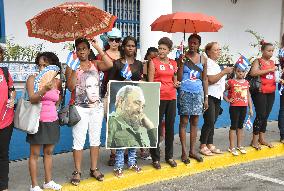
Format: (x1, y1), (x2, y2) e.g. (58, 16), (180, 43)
(151, 12), (223, 33)
(26, 2), (117, 43)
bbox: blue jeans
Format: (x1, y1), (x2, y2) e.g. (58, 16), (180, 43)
(115, 148), (136, 169)
(278, 94), (284, 140)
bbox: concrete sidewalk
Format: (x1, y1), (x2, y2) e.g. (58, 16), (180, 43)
(9, 121), (284, 191)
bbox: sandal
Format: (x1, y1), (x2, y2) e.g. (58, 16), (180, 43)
(90, 168), (104, 181)
(199, 147), (214, 156)
(236, 146), (247, 154)
(181, 156), (190, 165)
(258, 140), (274, 148)
(250, 143), (261, 150)
(208, 145), (223, 154)
(166, 159), (177, 167)
(188, 153), (203, 162)
(152, 161), (161, 169)
(71, 171), (81, 186)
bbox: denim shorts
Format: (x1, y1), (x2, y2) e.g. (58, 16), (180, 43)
(177, 90), (204, 115)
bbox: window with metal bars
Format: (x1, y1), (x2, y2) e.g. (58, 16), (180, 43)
(0, 0), (5, 43)
(105, 0), (140, 47)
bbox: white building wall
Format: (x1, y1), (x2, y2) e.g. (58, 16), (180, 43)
(3, 0), (104, 62)
(173, 0), (283, 61)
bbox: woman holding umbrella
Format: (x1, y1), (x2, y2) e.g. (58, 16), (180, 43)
(65, 37), (113, 185)
(177, 34), (208, 163)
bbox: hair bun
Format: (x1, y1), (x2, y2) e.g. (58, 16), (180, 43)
(260, 39), (266, 45)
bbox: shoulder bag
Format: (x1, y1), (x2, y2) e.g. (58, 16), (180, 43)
(14, 87), (41, 134)
(58, 76), (81, 127)
(246, 59), (261, 94)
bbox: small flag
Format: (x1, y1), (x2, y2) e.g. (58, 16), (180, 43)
(66, 51), (80, 71)
(235, 55), (250, 71)
(244, 116), (253, 131)
(121, 62), (132, 80)
(279, 48), (284, 58)
(175, 41), (184, 60)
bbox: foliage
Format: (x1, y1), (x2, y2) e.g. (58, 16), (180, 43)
(245, 29), (279, 62)
(3, 37), (44, 62)
(216, 45), (234, 65)
(62, 42), (74, 52)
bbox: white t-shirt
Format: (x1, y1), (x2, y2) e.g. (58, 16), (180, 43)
(207, 58), (226, 99)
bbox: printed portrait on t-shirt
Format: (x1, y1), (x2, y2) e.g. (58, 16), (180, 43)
(76, 70), (100, 107)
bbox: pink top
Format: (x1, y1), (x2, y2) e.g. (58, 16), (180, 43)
(0, 69), (14, 129)
(40, 89), (60, 122)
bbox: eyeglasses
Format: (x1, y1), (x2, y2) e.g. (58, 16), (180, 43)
(109, 38), (121, 43)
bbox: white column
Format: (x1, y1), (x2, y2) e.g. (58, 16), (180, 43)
(139, 0), (172, 61)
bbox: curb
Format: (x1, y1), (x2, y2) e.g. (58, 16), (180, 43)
(60, 142), (284, 191)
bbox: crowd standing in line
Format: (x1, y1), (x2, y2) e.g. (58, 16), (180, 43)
(1, 30), (284, 190)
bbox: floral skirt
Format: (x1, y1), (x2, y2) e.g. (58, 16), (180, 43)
(177, 90), (204, 115)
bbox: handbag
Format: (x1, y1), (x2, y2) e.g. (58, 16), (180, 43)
(58, 79), (81, 127)
(14, 88), (41, 134)
(246, 59), (261, 94)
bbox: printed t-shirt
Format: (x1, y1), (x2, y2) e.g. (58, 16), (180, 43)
(227, 79), (249, 106)
(152, 57), (177, 100)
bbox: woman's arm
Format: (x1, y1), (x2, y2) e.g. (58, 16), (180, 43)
(65, 66), (77, 92)
(202, 56), (209, 111)
(208, 67), (233, 85)
(91, 40), (113, 71)
(177, 55), (184, 82)
(247, 90), (253, 116)
(250, 59), (276, 77)
(55, 79), (62, 108)
(26, 75), (51, 104)
(148, 60), (155, 82)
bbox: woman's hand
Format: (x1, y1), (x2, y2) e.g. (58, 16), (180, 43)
(6, 99), (15, 108)
(90, 38), (100, 50)
(44, 81), (53, 91)
(203, 98), (209, 112)
(269, 66), (278, 72)
(249, 108), (254, 116)
(173, 81), (181, 88)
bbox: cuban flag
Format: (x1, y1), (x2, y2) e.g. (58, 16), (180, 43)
(244, 116), (253, 131)
(66, 51), (80, 71)
(121, 62), (132, 80)
(279, 48), (284, 58)
(236, 55), (250, 71)
(175, 40), (184, 60)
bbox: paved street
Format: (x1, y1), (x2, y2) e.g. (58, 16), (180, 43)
(131, 156), (284, 191)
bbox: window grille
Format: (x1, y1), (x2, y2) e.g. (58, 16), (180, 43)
(105, 0), (140, 47)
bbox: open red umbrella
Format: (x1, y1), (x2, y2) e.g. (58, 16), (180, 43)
(26, 2), (117, 43)
(151, 12), (223, 39)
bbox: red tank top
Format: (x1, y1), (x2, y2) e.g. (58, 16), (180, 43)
(152, 57), (177, 100)
(259, 58), (276, 93)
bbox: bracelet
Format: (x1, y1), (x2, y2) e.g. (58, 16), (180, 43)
(205, 95), (209, 98)
(38, 92), (43, 98)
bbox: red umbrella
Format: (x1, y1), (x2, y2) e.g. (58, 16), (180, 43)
(151, 12), (223, 39)
(26, 2), (117, 43)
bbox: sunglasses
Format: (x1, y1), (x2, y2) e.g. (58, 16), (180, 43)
(109, 38), (121, 43)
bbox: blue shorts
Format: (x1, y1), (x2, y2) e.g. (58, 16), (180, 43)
(177, 90), (204, 115)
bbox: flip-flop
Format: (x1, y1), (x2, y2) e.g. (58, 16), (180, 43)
(188, 153), (203, 162)
(199, 147), (214, 156)
(259, 141), (274, 148)
(208, 146), (223, 154)
(250, 143), (261, 150)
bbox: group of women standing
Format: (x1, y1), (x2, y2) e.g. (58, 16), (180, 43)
(0, 28), (283, 191)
